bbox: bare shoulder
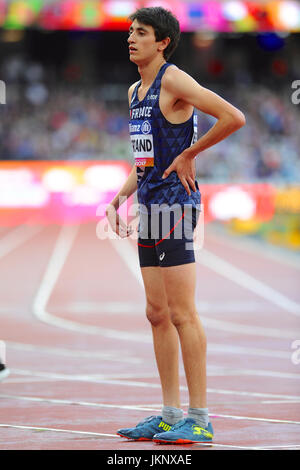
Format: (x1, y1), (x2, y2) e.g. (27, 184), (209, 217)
(128, 81), (140, 104)
(162, 66), (201, 97)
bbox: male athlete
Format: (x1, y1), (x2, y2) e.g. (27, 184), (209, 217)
(106, 7), (245, 444)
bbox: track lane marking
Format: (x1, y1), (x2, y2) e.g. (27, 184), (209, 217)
(5, 369), (300, 380)
(32, 225), (151, 341)
(206, 225), (300, 272)
(6, 341), (142, 364)
(51, 299), (269, 314)
(110, 238), (300, 338)
(4, 368), (300, 382)
(0, 424), (264, 450)
(254, 444), (300, 449)
(32, 233), (300, 339)
(3, 371), (300, 400)
(5, 339), (293, 361)
(0, 424), (117, 438)
(6, 338), (292, 361)
(196, 248), (300, 316)
(1, 394), (299, 425)
(0, 224), (44, 259)
(112, 237), (300, 316)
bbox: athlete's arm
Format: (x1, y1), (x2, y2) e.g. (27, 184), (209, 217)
(105, 84), (139, 237)
(105, 164), (137, 238)
(162, 68), (246, 195)
(107, 164), (137, 211)
(107, 82), (139, 211)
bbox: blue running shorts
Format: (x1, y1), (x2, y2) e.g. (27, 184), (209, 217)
(137, 205), (200, 268)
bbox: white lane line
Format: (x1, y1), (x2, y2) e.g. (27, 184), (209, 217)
(196, 248), (300, 316)
(5, 338), (292, 361)
(6, 369), (300, 400)
(0, 424), (263, 450)
(137, 399), (300, 406)
(109, 237), (144, 286)
(195, 443), (262, 450)
(0, 424), (117, 438)
(32, 225), (151, 342)
(0, 224), (44, 259)
(6, 368), (299, 381)
(0, 394), (160, 412)
(206, 225), (300, 272)
(3, 378), (63, 384)
(32, 224), (79, 328)
(208, 388), (300, 401)
(9, 368), (162, 386)
(32, 232), (300, 341)
(255, 444), (300, 449)
(110, 239), (300, 339)
(6, 341), (142, 364)
(208, 343), (290, 360)
(202, 316), (298, 339)
(260, 400), (300, 404)
(1, 394), (299, 426)
(206, 368), (300, 380)
(4, 365), (300, 381)
(52, 299), (267, 314)
(211, 413), (300, 425)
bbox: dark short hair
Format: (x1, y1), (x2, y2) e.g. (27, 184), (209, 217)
(129, 7), (180, 60)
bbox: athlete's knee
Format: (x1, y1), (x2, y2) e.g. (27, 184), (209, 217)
(146, 301), (169, 327)
(170, 306), (198, 329)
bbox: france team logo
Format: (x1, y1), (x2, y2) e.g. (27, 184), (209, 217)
(141, 120), (151, 135)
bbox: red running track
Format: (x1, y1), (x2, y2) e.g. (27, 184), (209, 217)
(0, 221), (300, 450)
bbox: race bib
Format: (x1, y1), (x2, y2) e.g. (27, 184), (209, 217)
(130, 119), (154, 167)
(131, 134), (154, 167)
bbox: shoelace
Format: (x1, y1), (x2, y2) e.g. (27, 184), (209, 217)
(171, 418), (193, 431)
(172, 418), (187, 431)
(136, 415), (158, 427)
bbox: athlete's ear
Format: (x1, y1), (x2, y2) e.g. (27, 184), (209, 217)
(158, 36), (170, 52)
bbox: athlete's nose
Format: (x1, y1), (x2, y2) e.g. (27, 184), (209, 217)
(128, 32), (136, 44)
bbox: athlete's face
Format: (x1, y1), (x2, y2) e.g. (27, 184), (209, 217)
(128, 20), (167, 64)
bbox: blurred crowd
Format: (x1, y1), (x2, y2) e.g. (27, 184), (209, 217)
(0, 60), (299, 183)
(196, 84), (300, 183)
(0, 82), (131, 162)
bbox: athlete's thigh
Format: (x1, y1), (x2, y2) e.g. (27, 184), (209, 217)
(160, 263), (197, 312)
(141, 266), (169, 310)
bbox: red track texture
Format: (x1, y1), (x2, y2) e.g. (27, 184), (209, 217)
(0, 222), (299, 450)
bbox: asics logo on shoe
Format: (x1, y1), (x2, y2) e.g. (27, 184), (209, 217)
(159, 252), (165, 261)
(192, 425), (213, 438)
(158, 421), (171, 432)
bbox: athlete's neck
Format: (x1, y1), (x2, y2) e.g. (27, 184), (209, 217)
(138, 57), (166, 88)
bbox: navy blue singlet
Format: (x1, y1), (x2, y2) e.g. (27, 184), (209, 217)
(129, 62), (201, 213)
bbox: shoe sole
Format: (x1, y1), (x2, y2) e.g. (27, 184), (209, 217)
(117, 432), (152, 441)
(0, 368), (10, 382)
(153, 438), (213, 445)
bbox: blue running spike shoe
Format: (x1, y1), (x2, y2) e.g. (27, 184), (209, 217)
(153, 418), (213, 444)
(117, 415), (172, 441)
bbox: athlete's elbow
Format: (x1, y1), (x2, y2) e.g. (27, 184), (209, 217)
(221, 110), (245, 134)
(230, 110), (246, 130)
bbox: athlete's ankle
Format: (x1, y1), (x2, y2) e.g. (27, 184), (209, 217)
(162, 405), (184, 425)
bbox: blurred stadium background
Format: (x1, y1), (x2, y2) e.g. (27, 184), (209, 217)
(0, 0), (300, 251)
